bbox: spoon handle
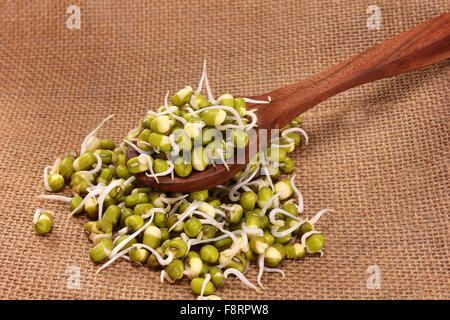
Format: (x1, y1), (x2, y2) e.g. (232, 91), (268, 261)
(257, 12), (450, 129)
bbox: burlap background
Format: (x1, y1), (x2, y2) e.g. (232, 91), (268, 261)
(0, 0), (448, 300)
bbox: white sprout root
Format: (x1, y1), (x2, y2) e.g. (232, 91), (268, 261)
(80, 115), (114, 155)
(147, 106), (178, 117)
(243, 97), (270, 104)
(97, 179), (123, 220)
(96, 247), (131, 274)
(199, 274), (211, 297)
(282, 127), (309, 145)
(268, 208), (302, 227)
(259, 192), (281, 217)
(168, 201), (201, 232)
(241, 222), (264, 236)
(69, 188), (102, 217)
(123, 139), (153, 155)
(260, 155), (275, 192)
(187, 231), (239, 252)
(123, 176), (136, 186)
(141, 207), (165, 220)
(108, 214), (155, 259)
(33, 209), (52, 225)
(160, 270), (166, 283)
(216, 147), (230, 171)
(197, 295), (222, 300)
(140, 154), (159, 183)
(228, 165), (260, 201)
(301, 230), (323, 253)
(195, 59), (207, 94)
(309, 208), (336, 224)
(263, 267), (285, 279)
(37, 195), (72, 202)
(133, 244), (174, 266)
(244, 110), (258, 130)
(290, 175), (304, 213)
(223, 268), (260, 292)
(202, 60), (216, 104)
(42, 166), (52, 191)
(257, 252), (266, 290)
(271, 218), (305, 238)
(82, 152), (103, 175)
(144, 158), (175, 182)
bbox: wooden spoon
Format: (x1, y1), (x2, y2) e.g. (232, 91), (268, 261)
(127, 12), (450, 192)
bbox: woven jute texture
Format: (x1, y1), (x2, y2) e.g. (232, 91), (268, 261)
(0, 0), (448, 300)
